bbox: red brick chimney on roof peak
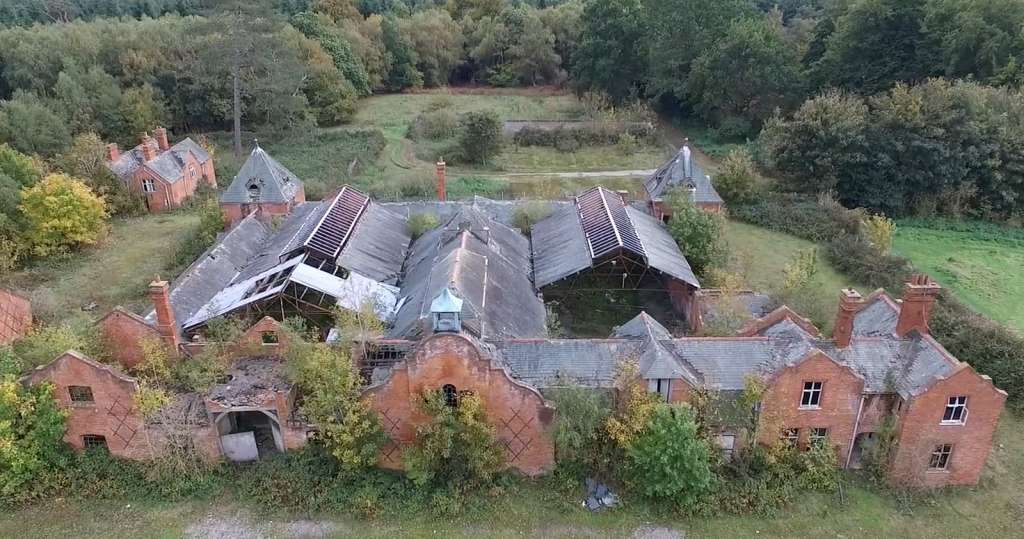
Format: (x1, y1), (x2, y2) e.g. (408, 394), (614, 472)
(896, 274), (942, 337)
(833, 288), (864, 348)
(436, 159), (446, 202)
(140, 133), (157, 162)
(154, 127), (170, 151)
(149, 278), (180, 354)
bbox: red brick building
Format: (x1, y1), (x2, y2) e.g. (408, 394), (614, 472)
(0, 287), (31, 344)
(220, 144), (305, 227)
(106, 127), (216, 212)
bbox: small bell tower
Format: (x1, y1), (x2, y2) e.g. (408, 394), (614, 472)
(431, 287), (463, 333)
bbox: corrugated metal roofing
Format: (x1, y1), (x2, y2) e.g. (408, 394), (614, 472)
(220, 146), (304, 204)
(531, 187), (699, 288)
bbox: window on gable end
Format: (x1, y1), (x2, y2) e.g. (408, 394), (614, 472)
(68, 385), (94, 403)
(942, 396), (968, 424)
(800, 381), (823, 408)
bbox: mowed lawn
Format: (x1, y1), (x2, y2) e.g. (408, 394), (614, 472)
(3, 411), (1020, 538)
(0, 211), (199, 322)
(894, 223), (1024, 334)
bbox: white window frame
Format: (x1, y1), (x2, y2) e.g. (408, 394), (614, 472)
(941, 396), (968, 425)
(800, 381), (823, 409)
(928, 444), (953, 471)
(648, 378), (672, 402)
(717, 433), (736, 461)
(809, 427), (828, 446)
(142, 178), (156, 193)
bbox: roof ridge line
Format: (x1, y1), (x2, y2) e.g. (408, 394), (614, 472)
(597, 187), (624, 253)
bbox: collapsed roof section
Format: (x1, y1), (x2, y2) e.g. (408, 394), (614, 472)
(388, 206), (547, 340)
(531, 186), (699, 288)
(220, 145), (303, 204)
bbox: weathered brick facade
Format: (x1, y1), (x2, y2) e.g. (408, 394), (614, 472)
(365, 333), (556, 476)
(96, 307), (161, 370)
(0, 287), (32, 345)
(106, 129), (216, 213)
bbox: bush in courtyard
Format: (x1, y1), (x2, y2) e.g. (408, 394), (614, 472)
(173, 351), (228, 393)
(714, 148), (760, 204)
(407, 213), (439, 239)
(664, 188), (728, 277)
(458, 111), (502, 165)
(403, 390), (505, 492)
(19, 173), (108, 257)
(625, 404), (714, 506)
(512, 201), (553, 235)
(0, 379), (67, 506)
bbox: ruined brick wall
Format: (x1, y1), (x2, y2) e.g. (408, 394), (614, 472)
(221, 201), (297, 228)
(669, 377), (693, 404)
(97, 308), (160, 370)
(26, 352), (151, 459)
(889, 366), (1006, 487)
(757, 351), (865, 462)
(364, 334), (555, 476)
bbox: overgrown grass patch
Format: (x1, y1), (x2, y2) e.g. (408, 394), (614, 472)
(894, 220), (1024, 333)
(0, 211), (199, 321)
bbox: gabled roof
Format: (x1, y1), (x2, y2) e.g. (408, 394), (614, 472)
(644, 144), (723, 204)
(852, 290), (901, 337)
(531, 186), (699, 288)
(388, 206), (546, 340)
(25, 349), (138, 388)
(109, 137), (210, 184)
(612, 311), (672, 340)
(220, 145), (303, 204)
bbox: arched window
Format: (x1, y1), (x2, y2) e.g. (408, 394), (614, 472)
(442, 384), (458, 408)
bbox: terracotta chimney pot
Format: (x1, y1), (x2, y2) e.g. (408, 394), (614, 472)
(154, 127), (170, 151)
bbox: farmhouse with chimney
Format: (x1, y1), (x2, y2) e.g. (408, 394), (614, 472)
(106, 127), (216, 212)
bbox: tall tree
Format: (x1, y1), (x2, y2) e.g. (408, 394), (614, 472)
(571, 0), (647, 102)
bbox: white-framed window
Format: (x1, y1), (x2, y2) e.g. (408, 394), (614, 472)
(648, 378), (672, 402)
(809, 427), (828, 447)
(942, 396), (968, 424)
(142, 178), (156, 193)
(800, 381), (823, 408)
(717, 433), (736, 461)
(782, 428), (800, 447)
(928, 444), (953, 471)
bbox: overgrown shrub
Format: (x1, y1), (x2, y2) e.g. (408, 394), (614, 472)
(458, 111), (502, 165)
(13, 320), (104, 370)
(172, 352), (228, 393)
(407, 213), (439, 239)
(0, 379), (67, 506)
(548, 386), (612, 477)
(665, 188), (728, 277)
(729, 192), (863, 243)
(714, 148), (760, 204)
(512, 201), (553, 235)
(625, 404), (714, 507)
(408, 109), (459, 140)
(403, 390), (505, 492)
(167, 196), (223, 275)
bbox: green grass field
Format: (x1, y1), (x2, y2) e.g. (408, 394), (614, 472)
(894, 221), (1024, 334)
(0, 211), (199, 322)
(3, 411), (1020, 538)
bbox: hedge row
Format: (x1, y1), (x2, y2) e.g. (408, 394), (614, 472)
(731, 194), (1024, 407)
(511, 123), (655, 150)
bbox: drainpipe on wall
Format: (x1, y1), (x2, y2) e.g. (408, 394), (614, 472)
(845, 394), (866, 469)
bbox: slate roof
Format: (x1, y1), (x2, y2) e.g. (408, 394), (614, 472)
(109, 137), (211, 184)
(612, 311), (673, 340)
(149, 215), (271, 326)
(337, 203), (411, 284)
(644, 144), (723, 204)
(381, 197), (571, 230)
(853, 292), (901, 337)
(220, 145), (303, 204)
(388, 206), (546, 340)
(531, 186), (699, 288)
(493, 339), (639, 388)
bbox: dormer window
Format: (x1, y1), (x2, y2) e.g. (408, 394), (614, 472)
(942, 396), (968, 424)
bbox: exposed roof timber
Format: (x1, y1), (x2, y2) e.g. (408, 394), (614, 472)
(575, 187), (646, 260)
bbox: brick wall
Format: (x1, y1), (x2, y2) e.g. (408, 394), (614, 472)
(97, 308), (160, 369)
(757, 350), (865, 462)
(890, 366), (1007, 487)
(25, 352), (152, 459)
(365, 333), (556, 476)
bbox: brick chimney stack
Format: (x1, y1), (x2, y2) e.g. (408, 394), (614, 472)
(896, 274), (942, 337)
(154, 127), (170, 151)
(106, 143), (119, 162)
(140, 133), (157, 162)
(436, 159), (446, 202)
(148, 278), (181, 354)
(833, 288), (864, 348)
